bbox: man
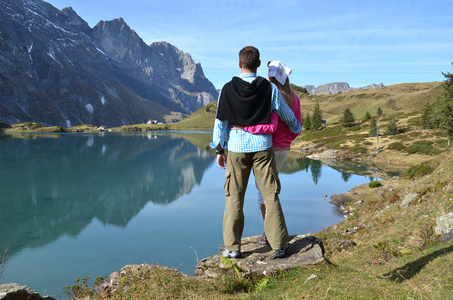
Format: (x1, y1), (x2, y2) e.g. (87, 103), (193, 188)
(211, 46), (301, 259)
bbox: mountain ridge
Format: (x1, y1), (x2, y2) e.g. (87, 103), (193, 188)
(303, 82), (385, 95)
(0, 0), (218, 127)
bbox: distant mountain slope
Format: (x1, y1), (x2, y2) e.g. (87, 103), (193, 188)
(168, 81), (443, 131)
(0, 0), (218, 127)
(303, 82), (385, 95)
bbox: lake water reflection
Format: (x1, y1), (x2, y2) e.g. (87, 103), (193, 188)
(1, 132), (382, 299)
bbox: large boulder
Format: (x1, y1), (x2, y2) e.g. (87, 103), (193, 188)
(400, 193), (418, 208)
(0, 283), (55, 300)
(434, 212), (453, 235)
(100, 264), (191, 299)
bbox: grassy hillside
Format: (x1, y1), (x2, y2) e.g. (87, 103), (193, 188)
(300, 82), (443, 124)
(162, 81), (444, 131)
(166, 102), (218, 130)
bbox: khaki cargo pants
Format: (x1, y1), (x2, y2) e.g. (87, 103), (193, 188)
(223, 147), (289, 251)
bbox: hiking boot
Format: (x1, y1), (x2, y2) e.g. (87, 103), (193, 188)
(223, 249), (242, 258)
(273, 244), (289, 259)
(256, 233), (269, 245)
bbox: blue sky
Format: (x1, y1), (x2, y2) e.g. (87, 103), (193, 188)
(47, 0), (453, 90)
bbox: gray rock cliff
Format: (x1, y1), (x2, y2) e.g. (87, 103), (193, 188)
(0, 0), (218, 127)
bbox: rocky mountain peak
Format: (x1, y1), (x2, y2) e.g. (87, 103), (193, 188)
(93, 18), (146, 62)
(60, 6), (91, 35)
(0, 0), (218, 127)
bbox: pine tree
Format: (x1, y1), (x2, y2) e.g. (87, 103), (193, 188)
(440, 103), (453, 147)
(440, 63), (453, 147)
(340, 108), (355, 127)
(431, 101), (442, 128)
(386, 115), (398, 135)
(369, 117), (377, 137)
(362, 111), (371, 123)
(420, 102), (434, 129)
(311, 102), (323, 131)
(303, 113), (311, 131)
(377, 107), (383, 116)
(369, 117), (380, 149)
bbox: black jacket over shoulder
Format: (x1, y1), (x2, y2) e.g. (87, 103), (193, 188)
(216, 76), (272, 126)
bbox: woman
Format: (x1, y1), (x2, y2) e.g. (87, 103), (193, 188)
(243, 61), (302, 245)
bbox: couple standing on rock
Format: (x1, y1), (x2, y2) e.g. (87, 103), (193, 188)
(211, 46), (302, 259)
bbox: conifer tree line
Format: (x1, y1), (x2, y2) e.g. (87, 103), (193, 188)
(303, 102), (323, 131)
(420, 62), (453, 147)
(302, 102), (392, 136)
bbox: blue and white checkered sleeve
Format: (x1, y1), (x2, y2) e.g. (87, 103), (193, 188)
(210, 118), (229, 149)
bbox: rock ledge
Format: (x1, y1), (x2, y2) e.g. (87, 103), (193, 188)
(195, 234), (325, 279)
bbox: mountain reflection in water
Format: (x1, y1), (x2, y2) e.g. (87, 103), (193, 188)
(0, 132), (214, 257)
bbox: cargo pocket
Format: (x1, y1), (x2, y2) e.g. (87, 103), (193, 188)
(224, 171), (231, 196)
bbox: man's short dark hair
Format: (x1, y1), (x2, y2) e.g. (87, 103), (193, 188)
(239, 46), (260, 70)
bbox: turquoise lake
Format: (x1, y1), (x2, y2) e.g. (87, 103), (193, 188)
(0, 132), (388, 299)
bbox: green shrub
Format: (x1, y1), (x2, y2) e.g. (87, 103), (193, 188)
(350, 145), (367, 154)
(348, 125), (361, 131)
(369, 181), (383, 188)
(407, 116), (421, 127)
(404, 163), (434, 178)
(63, 277), (106, 300)
(389, 134), (408, 140)
(388, 142), (406, 151)
(407, 140), (442, 155)
(434, 139), (448, 147)
(433, 130), (446, 137)
(316, 136), (344, 150)
(306, 125), (344, 138)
